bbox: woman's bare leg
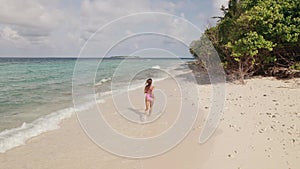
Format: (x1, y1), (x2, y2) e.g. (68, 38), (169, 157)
(145, 100), (150, 115)
(149, 100), (154, 115)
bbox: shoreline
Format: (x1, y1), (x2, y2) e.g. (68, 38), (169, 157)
(186, 60), (300, 84)
(0, 65), (300, 168)
(0, 62), (187, 154)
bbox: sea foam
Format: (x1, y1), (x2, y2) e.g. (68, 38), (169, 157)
(151, 65), (160, 69)
(95, 77), (112, 86)
(0, 108), (74, 153)
(0, 99), (105, 153)
(0, 64), (185, 153)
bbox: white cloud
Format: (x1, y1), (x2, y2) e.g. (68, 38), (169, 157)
(0, 0), (68, 53)
(79, 0), (154, 35)
(0, 26), (28, 44)
(78, 0), (178, 56)
(0, 0), (65, 30)
(0, 0), (216, 56)
(0, 26), (22, 40)
(79, 12), (202, 57)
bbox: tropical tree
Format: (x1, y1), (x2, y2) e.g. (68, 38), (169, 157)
(190, 0), (300, 82)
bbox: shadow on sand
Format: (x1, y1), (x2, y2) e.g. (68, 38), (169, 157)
(175, 62), (226, 85)
(128, 107), (146, 122)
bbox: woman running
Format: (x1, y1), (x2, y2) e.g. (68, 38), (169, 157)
(144, 78), (154, 115)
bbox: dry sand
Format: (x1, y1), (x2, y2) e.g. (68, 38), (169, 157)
(0, 76), (299, 169)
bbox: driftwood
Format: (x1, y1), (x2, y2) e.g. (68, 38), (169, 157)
(269, 67), (300, 79)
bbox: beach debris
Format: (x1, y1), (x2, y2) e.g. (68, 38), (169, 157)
(235, 126), (242, 132)
(274, 120), (280, 123)
(270, 125), (276, 130)
(229, 124), (236, 128)
(259, 128), (266, 133)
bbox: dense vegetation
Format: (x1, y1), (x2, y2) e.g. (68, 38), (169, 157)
(190, 0), (300, 82)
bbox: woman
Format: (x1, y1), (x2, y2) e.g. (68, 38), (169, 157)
(144, 78), (154, 116)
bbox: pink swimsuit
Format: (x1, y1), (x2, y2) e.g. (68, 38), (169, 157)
(145, 86), (154, 101)
(145, 93), (153, 101)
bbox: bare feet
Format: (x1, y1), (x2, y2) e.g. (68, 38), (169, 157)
(148, 108), (152, 116)
(145, 109), (149, 116)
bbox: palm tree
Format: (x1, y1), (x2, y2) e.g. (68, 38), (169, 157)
(213, 0), (241, 22)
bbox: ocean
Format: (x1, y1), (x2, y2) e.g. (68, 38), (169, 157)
(0, 57), (193, 153)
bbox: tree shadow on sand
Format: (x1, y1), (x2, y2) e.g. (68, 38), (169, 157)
(175, 62), (226, 85)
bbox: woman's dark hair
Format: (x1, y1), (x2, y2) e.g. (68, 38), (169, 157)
(144, 78), (152, 93)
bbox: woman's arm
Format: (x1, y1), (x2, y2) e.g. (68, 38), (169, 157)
(151, 86), (155, 98)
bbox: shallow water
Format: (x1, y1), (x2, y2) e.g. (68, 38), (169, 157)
(0, 57), (194, 153)
(0, 58), (192, 131)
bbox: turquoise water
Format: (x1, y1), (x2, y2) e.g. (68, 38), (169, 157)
(0, 57), (193, 153)
(0, 58), (191, 132)
(0, 58), (74, 131)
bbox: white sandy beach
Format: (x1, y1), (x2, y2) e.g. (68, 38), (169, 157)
(0, 76), (299, 169)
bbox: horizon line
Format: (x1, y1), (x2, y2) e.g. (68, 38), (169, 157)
(0, 56), (195, 59)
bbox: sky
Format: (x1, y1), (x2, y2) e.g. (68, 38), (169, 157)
(0, 0), (228, 57)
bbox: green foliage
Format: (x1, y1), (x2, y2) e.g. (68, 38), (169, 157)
(243, 0), (300, 44)
(227, 31), (274, 57)
(190, 34), (213, 58)
(190, 0), (300, 80)
(290, 62), (300, 70)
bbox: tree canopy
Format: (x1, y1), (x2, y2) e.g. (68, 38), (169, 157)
(190, 0), (300, 82)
